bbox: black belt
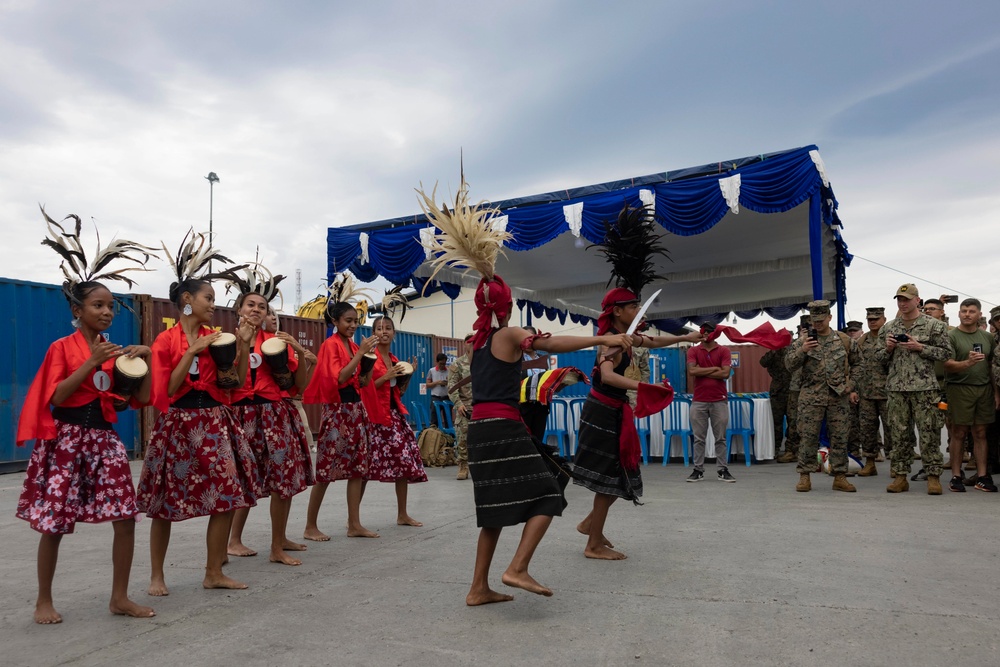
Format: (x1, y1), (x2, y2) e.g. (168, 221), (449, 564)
(52, 400), (113, 430)
(172, 390), (222, 409)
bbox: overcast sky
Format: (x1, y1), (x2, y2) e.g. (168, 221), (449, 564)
(2, 1), (998, 328)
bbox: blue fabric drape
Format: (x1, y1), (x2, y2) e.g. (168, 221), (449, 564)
(411, 276), (461, 300)
(327, 145), (849, 325)
(763, 304), (805, 320)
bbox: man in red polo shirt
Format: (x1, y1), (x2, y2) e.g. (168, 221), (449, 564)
(686, 328), (735, 482)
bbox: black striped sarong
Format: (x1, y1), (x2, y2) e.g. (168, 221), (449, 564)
(467, 417), (566, 528)
(573, 395), (643, 502)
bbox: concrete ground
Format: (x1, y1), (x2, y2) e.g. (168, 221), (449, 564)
(1, 458), (998, 667)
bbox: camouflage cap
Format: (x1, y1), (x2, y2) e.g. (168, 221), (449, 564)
(990, 305), (1000, 323)
(843, 320), (863, 332)
(894, 283), (919, 299)
(865, 307), (885, 317)
(807, 299), (831, 321)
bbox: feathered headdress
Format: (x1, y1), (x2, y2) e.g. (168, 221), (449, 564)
(416, 162), (510, 290)
(40, 204), (158, 305)
(222, 249), (286, 306)
(379, 284), (409, 322)
(161, 227), (242, 287)
(589, 202), (670, 298)
(325, 271), (374, 306)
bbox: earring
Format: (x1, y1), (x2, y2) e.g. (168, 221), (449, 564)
(71, 317), (81, 329)
(183, 304), (193, 316)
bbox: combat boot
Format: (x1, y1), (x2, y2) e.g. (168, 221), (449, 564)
(857, 457), (878, 477)
(456, 461), (469, 480)
(886, 475), (909, 493)
(777, 450), (797, 463)
(927, 475), (942, 495)
(832, 474), (856, 492)
(796, 473), (811, 492)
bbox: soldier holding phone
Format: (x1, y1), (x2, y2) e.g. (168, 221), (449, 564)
(876, 284), (954, 494)
(943, 298), (997, 492)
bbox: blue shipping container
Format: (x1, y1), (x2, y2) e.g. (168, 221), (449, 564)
(354, 326), (433, 425)
(0, 278), (140, 473)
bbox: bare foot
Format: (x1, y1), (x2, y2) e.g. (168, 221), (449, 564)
(397, 515), (423, 527)
(501, 570), (553, 597)
(282, 539), (307, 551)
(576, 521), (614, 548)
(466, 588), (515, 606)
(303, 528), (330, 542)
(34, 601), (62, 624)
(347, 525), (380, 538)
(203, 573), (248, 590)
(227, 543), (257, 557)
(269, 549), (302, 566)
(110, 598), (156, 618)
(147, 578), (170, 597)
(584, 544), (628, 560)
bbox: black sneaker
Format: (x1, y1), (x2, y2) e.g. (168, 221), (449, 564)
(686, 469), (704, 483)
(718, 467), (736, 483)
(949, 476), (966, 493)
(975, 475), (998, 492)
(910, 468), (928, 481)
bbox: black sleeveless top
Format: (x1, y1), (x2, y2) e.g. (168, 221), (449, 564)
(471, 330), (521, 408)
(592, 334), (631, 402)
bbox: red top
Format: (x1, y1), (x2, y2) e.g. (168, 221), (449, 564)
(150, 324), (232, 412)
(231, 330), (299, 403)
(687, 343), (731, 403)
(17, 331), (134, 445)
(360, 350), (408, 426)
(303, 334), (359, 405)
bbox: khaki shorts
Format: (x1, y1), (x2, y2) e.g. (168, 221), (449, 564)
(945, 383), (996, 426)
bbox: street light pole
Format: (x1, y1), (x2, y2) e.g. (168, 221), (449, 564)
(205, 172), (220, 271)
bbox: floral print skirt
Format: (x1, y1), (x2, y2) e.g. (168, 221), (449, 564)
(17, 421), (138, 534)
(314, 403), (369, 483)
(366, 409), (427, 483)
(237, 401), (315, 500)
(136, 406), (259, 521)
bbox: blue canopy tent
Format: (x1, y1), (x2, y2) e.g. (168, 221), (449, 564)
(327, 145), (851, 330)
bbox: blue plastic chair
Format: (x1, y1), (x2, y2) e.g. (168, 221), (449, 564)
(726, 396), (756, 467)
(567, 397), (587, 457)
(543, 400), (572, 457)
(409, 401), (429, 438)
(433, 400), (456, 437)
(662, 395), (693, 466)
(634, 414), (651, 465)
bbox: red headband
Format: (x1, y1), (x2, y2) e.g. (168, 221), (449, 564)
(596, 288), (639, 335)
(470, 275), (513, 349)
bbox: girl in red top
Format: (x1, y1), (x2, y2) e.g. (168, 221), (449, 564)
(225, 265), (318, 566)
(17, 208), (156, 623)
(302, 275), (378, 539)
(361, 315), (427, 528)
(135, 230), (259, 595)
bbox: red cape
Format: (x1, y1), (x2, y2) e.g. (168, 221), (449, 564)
(231, 330), (299, 403)
(360, 350), (408, 426)
(303, 334), (359, 405)
(17, 331), (126, 445)
(150, 324), (232, 413)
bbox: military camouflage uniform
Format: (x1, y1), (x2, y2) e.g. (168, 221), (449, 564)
(875, 314), (953, 477)
(786, 330), (860, 475)
(783, 366), (803, 455)
(760, 347), (791, 452)
(856, 330), (891, 458)
(447, 353), (472, 464)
